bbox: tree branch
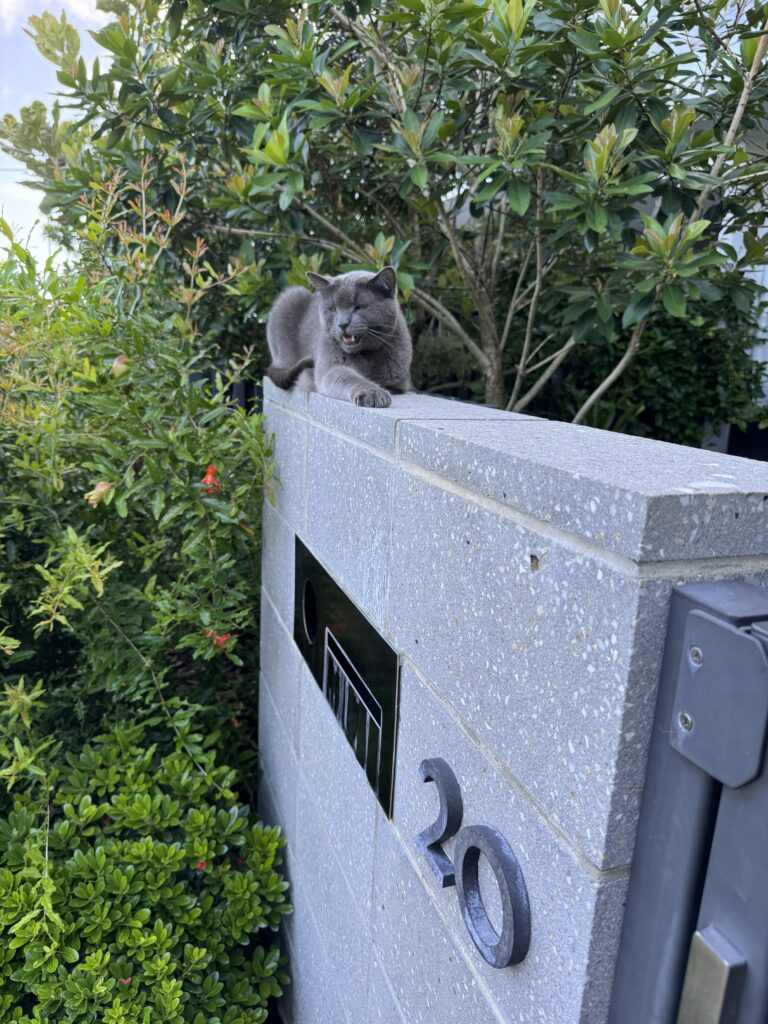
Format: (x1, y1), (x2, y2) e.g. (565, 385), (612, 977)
(692, 21), (768, 221)
(411, 286), (491, 371)
(572, 22), (768, 424)
(512, 337), (575, 413)
(329, 4), (407, 119)
(293, 197), (369, 260)
(201, 222), (357, 259)
(355, 184), (408, 238)
(507, 171), (544, 409)
(490, 201), (509, 290)
(500, 240), (533, 351)
(572, 318), (647, 425)
(435, 198), (479, 299)
(692, 0), (735, 57)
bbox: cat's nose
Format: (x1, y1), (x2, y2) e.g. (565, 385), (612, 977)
(338, 317), (350, 330)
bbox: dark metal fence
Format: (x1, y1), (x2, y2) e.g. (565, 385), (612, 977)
(609, 581), (768, 1024)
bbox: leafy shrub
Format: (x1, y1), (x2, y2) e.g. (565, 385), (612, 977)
(0, 710), (289, 1024)
(549, 281), (768, 444)
(5, 0), (768, 421)
(0, 168), (271, 734)
(0, 166), (290, 1018)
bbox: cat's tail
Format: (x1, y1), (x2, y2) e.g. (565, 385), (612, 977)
(267, 356), (314, 390)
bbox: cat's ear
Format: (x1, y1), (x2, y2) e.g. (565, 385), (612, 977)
(366, 266), (397, 297)
(306, 272), (331, 291)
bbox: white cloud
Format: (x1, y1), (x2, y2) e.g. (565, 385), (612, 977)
(0, 0), (108, 34)
(0, 0), (23, 32)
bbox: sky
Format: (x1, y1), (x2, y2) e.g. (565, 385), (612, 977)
(0, 0), (107, 262)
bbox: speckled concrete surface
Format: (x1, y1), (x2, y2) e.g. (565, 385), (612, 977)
(304, 425), (394, 628)
(264, 401), (308, 533)
(397, 417), (768, 561)
(259, 385), (768, 1024)
(386, 468), (655, 869)
(389, 663), (628, 1024)
(297, 658), (380, 921)
(260, 595), (302, 742)
(307, 385), (524, 453)
(261, 499), (296, 627)
(292, 797), (373, 1023)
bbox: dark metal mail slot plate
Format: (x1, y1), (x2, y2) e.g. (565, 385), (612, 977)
(293, 536), (401, 817)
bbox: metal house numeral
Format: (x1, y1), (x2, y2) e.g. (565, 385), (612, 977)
(415, 758), (531, 969)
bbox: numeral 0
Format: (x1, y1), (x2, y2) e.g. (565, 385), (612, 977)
(415, 757), (531, 969)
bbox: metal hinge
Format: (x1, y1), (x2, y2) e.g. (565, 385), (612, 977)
(669, 610), (768, 789)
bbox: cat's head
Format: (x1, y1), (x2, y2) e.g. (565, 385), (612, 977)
(306, 267), (399, 354)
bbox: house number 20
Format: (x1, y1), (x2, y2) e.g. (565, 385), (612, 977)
(414, 757), (531, 969)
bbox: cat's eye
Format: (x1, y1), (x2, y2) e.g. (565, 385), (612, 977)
(328, 305), (336, 312)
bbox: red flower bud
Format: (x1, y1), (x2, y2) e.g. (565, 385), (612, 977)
(118, 977), (132, 986)
(200, 464), (221, 494)
(230, 716), (241, 728)
(203, 629), (233, 649)
(196, 859), (207, 871)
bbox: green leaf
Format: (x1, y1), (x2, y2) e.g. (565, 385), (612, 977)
(474, 176), (505, 203)
(622, 291), (656, 328)
(506, 0), (523, 31)
(152, 490), (165, 521)
(410, 164), (428, 190)
(506, 180), (531, 215)
(568, 27), (602, 54)
(585, 204), (608, 233)
(661, 283), (686, 317)
(584, 86), (622, 115)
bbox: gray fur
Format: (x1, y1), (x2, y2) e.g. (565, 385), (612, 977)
(266, 266), (412, 407)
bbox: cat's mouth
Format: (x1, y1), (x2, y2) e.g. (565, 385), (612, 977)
(341, 333), (362, 351)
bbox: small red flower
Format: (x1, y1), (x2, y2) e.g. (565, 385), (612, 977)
(118, 977), (132, 986)
(203, 629), (233, 649)
(230, 716), (242, 728)
(196, 859), (207, 871)
(200, 464), (221, 494)
(235, 857), (246, 868)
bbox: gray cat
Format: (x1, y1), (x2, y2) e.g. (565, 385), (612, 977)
(266, 266), (412, 407)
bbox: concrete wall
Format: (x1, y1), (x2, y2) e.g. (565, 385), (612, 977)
(258, 378), (768, 1024)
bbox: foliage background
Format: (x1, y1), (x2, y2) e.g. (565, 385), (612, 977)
(0, 161), (290, 1019)
(3, 0), (768, 439)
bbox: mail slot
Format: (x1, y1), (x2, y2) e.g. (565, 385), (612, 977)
(293, 536), (401, 816)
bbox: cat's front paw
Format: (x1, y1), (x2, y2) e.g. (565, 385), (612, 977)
(354, 388), (392, 408)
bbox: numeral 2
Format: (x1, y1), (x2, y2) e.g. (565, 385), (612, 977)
(415, 758), (532, 969)
(414, 757), (464, 887)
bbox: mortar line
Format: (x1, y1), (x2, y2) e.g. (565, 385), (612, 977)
(405, 657), (633, 884)
(265, 399), (768, 581)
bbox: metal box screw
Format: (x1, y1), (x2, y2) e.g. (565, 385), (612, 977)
(679, 711), (694, 731)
